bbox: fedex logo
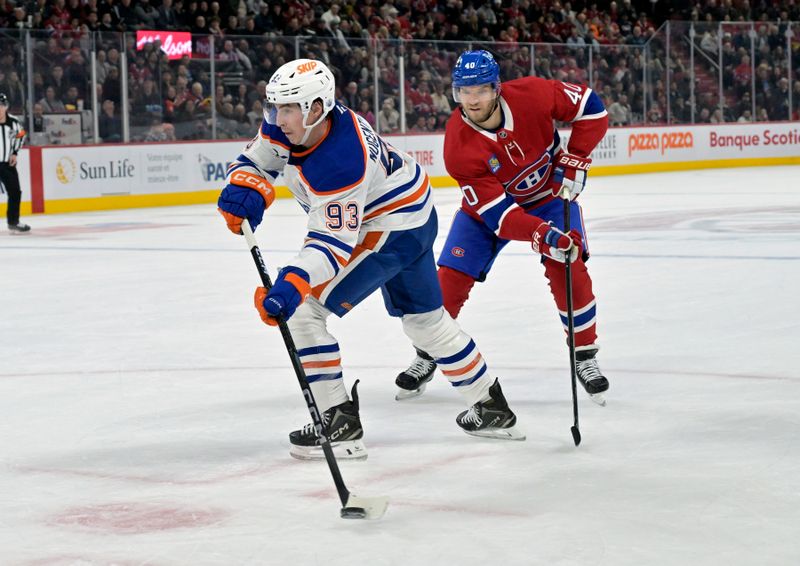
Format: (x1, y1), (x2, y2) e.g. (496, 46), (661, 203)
(297, 61), (318, 73)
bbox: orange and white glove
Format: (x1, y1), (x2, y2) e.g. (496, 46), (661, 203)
(254, 267), (312, 326)
(217, 170), (276, 234)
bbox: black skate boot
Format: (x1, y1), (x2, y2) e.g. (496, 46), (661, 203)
(456, 378), (525, 440)
(8, 222), (30, 234)
(575, 345), (609, 406)
(395, 348), (437, 401)
(289, 380), (367, 461)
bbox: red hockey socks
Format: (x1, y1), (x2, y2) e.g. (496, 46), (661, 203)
(543, 258), (598, 346)
(438, 266), (476, 319)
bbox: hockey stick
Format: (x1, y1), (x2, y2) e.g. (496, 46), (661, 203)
(561, 190), (582, 447)
(241, 220), (389, 520)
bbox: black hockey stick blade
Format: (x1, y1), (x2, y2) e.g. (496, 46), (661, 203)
(571, 425), (582, 446)
(340, 494), (390, 520)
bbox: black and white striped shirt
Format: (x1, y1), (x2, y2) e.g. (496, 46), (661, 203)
(0, 114), (26, 163)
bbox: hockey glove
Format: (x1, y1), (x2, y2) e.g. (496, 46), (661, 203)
(551, 152), (591, 200)
(532, 222), (583, 263)
(217, 170), (276, 234)
(254, 267), (312, 326)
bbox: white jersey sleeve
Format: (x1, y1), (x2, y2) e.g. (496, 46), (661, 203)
(225, 119), (290, 187)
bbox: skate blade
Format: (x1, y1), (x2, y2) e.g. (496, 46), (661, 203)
(463, 426), (526, 441)
(289, 439), (368, 461)
(395, 383), (427, 401)
(588, 392), (607, 406)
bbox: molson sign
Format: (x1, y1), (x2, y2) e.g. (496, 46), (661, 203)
(136, 30), (192, 60)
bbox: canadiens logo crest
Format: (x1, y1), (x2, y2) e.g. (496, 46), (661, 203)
(488, 155), (501, 173)
(506, 153), (553, 197)
(451, 247), (465, 258)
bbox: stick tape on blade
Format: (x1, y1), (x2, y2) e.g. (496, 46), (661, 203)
(341, 495), (389, 520)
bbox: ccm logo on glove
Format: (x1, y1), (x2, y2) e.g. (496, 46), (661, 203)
(231, 172), (275, 200)
(217, 172), (276, 234)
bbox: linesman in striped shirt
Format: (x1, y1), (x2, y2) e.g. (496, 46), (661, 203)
(0, 93), (30, 233)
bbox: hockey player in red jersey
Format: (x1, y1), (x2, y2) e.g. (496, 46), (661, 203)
(396, 50), (610, 405)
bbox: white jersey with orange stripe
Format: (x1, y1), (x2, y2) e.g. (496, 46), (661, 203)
(226, 102), (433, 290)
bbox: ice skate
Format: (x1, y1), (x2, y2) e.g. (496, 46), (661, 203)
(395, 348), (437, 400)
(289, 380), (367, 460)
(575, 345), (609, 406)
(456, 378), (525, 440)
(8, 223), (30, 234)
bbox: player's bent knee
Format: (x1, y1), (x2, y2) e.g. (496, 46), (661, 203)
(287, 298), (332, 342)
(401, 308), (464, 353)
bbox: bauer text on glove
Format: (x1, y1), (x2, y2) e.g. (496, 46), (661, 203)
(551, 153), (591, 200)
(532, 222), (583, 263)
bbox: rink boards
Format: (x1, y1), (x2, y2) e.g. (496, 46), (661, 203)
(4, 121), (800, 215)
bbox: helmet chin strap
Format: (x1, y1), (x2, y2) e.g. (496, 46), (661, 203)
(299, 109), (327, 146)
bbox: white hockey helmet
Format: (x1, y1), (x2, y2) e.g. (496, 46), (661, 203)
(265, 59), (336, 141)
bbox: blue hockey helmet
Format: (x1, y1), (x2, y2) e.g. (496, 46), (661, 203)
(451, 50), (500, 102)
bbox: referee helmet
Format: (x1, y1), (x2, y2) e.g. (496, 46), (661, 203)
(0, 93), (8, 106)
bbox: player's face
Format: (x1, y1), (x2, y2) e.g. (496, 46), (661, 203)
(271, 103), (306, 144)
(456, 84), (497, 124)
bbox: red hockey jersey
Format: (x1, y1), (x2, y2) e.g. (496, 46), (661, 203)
(443, 76), (608, 241)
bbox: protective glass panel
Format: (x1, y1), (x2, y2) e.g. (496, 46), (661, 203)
(31, 29), (99, 144)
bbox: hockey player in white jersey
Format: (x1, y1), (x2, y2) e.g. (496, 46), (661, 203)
(217, 59), (525, 460)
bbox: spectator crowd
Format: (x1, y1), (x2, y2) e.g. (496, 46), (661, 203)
(0, 0), (796, 144)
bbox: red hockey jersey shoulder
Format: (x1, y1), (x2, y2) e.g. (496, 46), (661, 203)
(443, 110), (491, 179)
(501, 75), (600, 124)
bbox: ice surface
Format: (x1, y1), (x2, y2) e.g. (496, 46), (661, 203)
(1, 166), (798, 565)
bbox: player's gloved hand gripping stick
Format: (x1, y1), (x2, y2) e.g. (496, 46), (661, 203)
(241, 219), (389, 520)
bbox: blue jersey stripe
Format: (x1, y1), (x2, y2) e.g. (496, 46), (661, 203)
(235, 154), (258, 169)
(364, 165), (421, 212)
(306, 371), (343, 383)
(579, 91), (606, 118)
(307, 231), (354, 254)
(388, 191), (430, 215)
(305, 243), (341, 274)
(260, 120), (292, 147)
(480, 194), (515, 231)
(297, 343), (340, 357)
(436, 339), (476, 365)
(450, 364), (488, 387)
(560, 304), (596, 328)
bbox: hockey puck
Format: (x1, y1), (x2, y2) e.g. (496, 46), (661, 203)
(340, 507), (368, 519)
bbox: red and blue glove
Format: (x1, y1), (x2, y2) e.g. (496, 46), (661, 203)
(550, 152), (591, 200)
(254, 267), (312, 326)
(217, 171), (276, 234)
(532, 222), (583, 263)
